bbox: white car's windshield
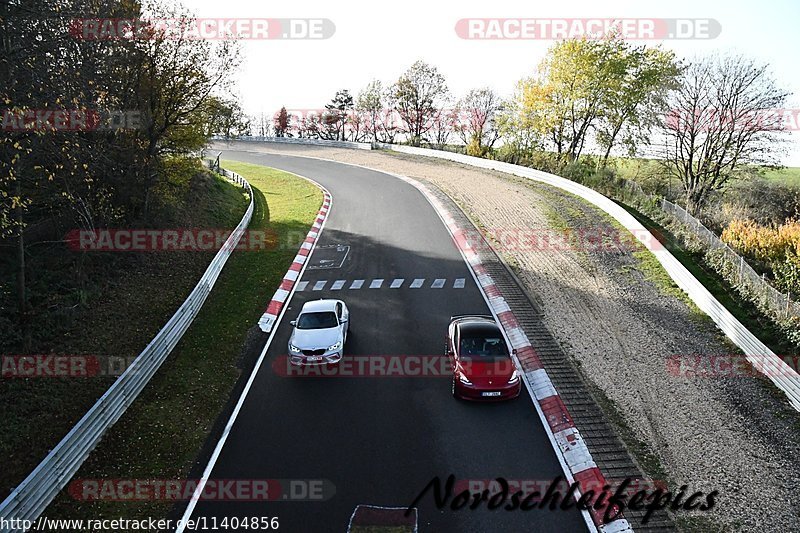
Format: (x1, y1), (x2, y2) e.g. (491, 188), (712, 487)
(296, 311), (338, 330)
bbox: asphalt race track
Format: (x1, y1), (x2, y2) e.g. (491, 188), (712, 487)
(184, 149), (587, 532)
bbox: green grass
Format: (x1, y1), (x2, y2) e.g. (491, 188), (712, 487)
(762, 166), (800, 184)
(618, 202), (798, 356)
(46, 162), (322, 521)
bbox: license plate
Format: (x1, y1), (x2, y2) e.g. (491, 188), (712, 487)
(482, 391), (501, 397)
(306, 356), (323, 362)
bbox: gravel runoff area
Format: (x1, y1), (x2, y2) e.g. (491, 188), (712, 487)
(215, 141), (800, 531)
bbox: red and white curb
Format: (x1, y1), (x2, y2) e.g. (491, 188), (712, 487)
(258, 191), (332, 332)
(391, 172), (633, 533)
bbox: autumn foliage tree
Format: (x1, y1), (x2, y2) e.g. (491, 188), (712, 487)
(1, 0), (240, 348)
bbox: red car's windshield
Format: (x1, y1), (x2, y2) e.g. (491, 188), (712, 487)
(459, 336), (508, 360)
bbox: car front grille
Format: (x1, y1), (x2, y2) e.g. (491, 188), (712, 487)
(302, 349), (326, 356)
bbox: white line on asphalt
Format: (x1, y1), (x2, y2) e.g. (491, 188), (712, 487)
(370, 278), (384, 289)
(313, 280), (327, 291)
(431, 278), (445, 289)
(390, 278), (404, 288)
(350, 279), (364, 289)
(176, 169), (333, 533)
(410, 278), (424, 288)
(454, 278), (465, 288)
(295, 281), (309, 292)
(331, 280), (345, 290)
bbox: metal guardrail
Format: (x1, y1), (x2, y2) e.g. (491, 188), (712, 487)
(208, 135), (800, 410)
(213, 135), (372, 150)
(660, 198), (800, 320)
(374, 143), (800, 412)
(0, 164), (253, 532)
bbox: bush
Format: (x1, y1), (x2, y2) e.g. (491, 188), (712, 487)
(722, 218), (800, 294)
(724, 178), (800, 226)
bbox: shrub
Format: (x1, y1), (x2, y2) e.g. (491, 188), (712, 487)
(722, 218), (800, 294)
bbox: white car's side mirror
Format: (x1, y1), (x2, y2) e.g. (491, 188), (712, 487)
(290, 320), (297, 326)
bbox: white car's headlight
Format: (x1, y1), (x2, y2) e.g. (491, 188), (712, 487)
(458, 372), (472, 385)
(508, 369), (520, 383)
(327, 341), (342, 351)
(289, 344), (301, 353)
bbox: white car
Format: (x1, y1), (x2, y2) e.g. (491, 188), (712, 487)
(288, 299), (350, 365)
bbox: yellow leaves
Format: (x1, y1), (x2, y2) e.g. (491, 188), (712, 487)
(722, 218), (800, 263)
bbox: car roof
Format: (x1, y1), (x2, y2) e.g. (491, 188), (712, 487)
(452, 315), (497, 327)
(300, 299), (339, 313)
(459, 322), (503, 338)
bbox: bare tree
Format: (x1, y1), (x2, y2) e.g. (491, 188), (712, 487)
(662, 54), (789, 213)
(456, 88), (503, 156)
(356, 80), (384, 143)
(428, 104), (458, 148)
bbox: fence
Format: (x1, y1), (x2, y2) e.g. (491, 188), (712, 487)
(0, 166), (253, 533)
(214, 135), (372, 150)
(369, 142), (800, 411)
(660, 198), (800, 320)
(559, 162), (800, 324)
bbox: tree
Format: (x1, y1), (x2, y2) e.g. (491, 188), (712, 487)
(596, 44), (679, 163)
(497, 81), (543, 162)
(391, 60), (449, 146)
(323, 89), (354, 141)
(203, 97), (250, 138)
(428, 105), (459, 148)
(456, 88), (503, 156)
(661, 54), (789, 213)
(521, 37), (615, 161)
(274, 106), (291, 137)
(133, 1), (241, 215)
(1, 0), (241, 348)
(356, 80), (384, 142)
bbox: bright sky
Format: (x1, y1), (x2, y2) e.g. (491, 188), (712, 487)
(183, 0), (800, 166)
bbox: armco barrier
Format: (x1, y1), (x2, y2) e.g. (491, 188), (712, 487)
(213, 135), (372, 150)
(215, 134), (800, 410)
(374, 143), (800, 412)
(0, 168), (253, 532)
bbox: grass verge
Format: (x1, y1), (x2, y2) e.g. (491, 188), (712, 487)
(43, 162), (321, 521)
(619, 202), (798, 357)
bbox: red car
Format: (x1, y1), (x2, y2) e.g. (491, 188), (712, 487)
(446, 315), (521, 401)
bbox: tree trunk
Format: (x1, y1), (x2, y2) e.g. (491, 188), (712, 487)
(16, 178), (30, 350)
